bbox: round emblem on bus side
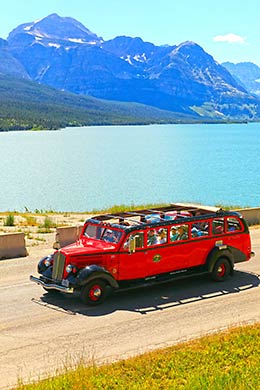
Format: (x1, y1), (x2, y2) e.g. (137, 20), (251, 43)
(153, 254), (162, 263)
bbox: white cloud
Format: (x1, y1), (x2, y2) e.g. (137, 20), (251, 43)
(213, 33), (246, 44)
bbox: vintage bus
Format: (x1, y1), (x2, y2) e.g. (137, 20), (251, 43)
(30, 204), (254, 305)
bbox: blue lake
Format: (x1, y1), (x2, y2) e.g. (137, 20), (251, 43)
(1, 122), (260, 212)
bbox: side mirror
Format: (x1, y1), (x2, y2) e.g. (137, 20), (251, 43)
(53, 241), (61, 250)
(52, 241), (60, 250)
(53, 232), (60, 249)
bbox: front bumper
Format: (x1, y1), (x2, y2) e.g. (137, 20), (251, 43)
(30, 275), (74, 293)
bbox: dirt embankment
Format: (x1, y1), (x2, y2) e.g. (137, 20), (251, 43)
(0, 212), (91, 255)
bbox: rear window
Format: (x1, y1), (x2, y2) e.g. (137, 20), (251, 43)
(212, 216), (242, 235)
(226, 217), (242, 232)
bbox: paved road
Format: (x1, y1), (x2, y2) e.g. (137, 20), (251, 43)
(1, 229), (260, 389)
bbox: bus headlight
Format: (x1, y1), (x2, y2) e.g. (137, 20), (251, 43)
(43, 255), (53, 267)
(66, 264), (73, 273)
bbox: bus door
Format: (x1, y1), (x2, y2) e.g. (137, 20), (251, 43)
(118, 231), (146, 280)
(187, 220), (211, 267)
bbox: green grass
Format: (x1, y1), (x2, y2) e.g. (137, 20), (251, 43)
(90, 202), (171, 214)
(15, 323), (260, 390)
(215, 204), (251, 211)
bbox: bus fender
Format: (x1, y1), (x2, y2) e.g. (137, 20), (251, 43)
(206, 246), (234, 274)
(76, 264), (119, 289)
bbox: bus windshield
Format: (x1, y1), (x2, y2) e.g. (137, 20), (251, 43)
(83, 224), (123, 244)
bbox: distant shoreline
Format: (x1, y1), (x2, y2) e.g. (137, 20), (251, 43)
(0, 119), (253, 133)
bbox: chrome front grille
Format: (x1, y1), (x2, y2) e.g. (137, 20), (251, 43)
(52, 252), (66, 281)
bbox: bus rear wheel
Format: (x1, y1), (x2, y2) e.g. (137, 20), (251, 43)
(80, 279), (108, 305)
(211, 258), (231, 282)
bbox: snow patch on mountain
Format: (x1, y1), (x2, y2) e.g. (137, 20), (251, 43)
(48, 43), (61, 48)
(24, 25), (34, 31)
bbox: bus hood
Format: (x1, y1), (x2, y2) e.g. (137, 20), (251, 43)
(60, 239), (117, 256)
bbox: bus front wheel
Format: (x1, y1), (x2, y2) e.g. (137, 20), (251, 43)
(80, 279), (108, 305)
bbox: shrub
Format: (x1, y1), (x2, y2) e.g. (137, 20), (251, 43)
(4, 213), (15, 226)
(37, 217), (56, 233)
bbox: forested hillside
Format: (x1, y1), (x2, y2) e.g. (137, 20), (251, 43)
(0, 75), (195, 131)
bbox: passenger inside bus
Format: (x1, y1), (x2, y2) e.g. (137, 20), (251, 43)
(191, 222), (209, 237)
(213, 225), (224, 234)
(170, 227), (178, 241)
(176, 225), (188, 240)
(158, 228), (167, 244)
(103, 229), (117, 243)
(212, 218), (225, 235)
(147, 229), (159, 246)
(170, 225), (188, 241)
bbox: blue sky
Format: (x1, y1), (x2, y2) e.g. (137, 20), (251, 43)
(1, 0), (260, 65)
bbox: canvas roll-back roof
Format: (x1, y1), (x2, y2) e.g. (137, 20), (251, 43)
(85, 203), (242, 233)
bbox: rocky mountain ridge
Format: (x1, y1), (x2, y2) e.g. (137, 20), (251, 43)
(222, 61), (260, 97)
(1, 13), (260, 121)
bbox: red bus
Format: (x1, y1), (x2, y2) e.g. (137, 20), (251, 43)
(30, 204), (254, 305)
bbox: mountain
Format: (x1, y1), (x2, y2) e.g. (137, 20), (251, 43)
(8, 13), (103, 46)
(4, 14), (260, 122)
(0, 38), (29, 79)
(101, 36), (173, 68)
(222, 61), (260, 96)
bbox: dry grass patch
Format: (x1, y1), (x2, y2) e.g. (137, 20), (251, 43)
(15, 323), (260, 390)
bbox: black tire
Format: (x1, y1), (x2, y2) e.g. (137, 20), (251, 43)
(80, 279), (108, 305)
(211, 257), (231, 282)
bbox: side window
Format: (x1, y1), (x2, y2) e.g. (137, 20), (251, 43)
(147, 227), (168, 246)
(212, 218), (225, 235)
(227, 217), (242, 232)
(170, 224), (189, 241)
(134, 232), (144, 248)
(123, 232), (144, 251)
(191, 220), (209, 238)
